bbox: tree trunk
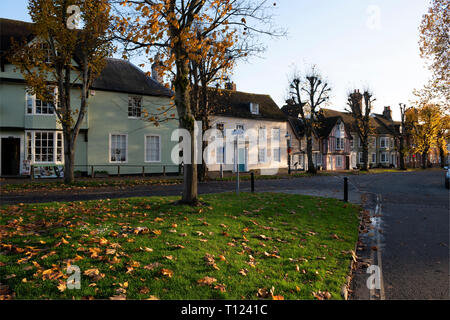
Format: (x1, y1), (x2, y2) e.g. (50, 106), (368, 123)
(399, 135), (406, 170)
(306, 134), (316, 174)
(439, 146), (446, 168)
(361, 139), (369, 171)
(421, 150), (428, 169)
(175, 55), (198, 205)
(63, 132), (75, 184)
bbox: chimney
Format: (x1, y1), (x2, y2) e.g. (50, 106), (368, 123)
(225, 81), (236, 91)
(151, 54), (162, 83)
(383, 106), (392, 120)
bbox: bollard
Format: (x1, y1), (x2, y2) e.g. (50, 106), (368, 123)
(91, 165), (94, 178)
(30, 164), (34, 180)
(142, 166), (145, 177)
(344, 177), (348, 202)
(251, 172), (255, 192)
(117, 165), (120, 177)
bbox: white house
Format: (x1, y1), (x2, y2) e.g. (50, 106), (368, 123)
(205, 86), (289, 175)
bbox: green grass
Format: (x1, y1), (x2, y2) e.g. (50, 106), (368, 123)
(0, 193), (360, 300)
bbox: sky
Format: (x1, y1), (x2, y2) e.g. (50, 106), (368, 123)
(1, 0), (432, 121)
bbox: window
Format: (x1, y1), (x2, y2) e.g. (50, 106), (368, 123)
(40, 42), (52, 64)
(272, 128), (280, 162)
(380, 137), (389, 148)
(110, 134), (127, 162)
(216, 123), (225, 164)
(381, 152), (388, 163)
(128, 96), (142, 118)
(258, 127), (266, 163)
(273, 148), (281, 162)
(26, 87), (57, 115)
(250, 103), (259, 115)
(371, 153), (376, 163)
(26, 131), (63, 163)
(336, 137), (345, 150)
(336, 155), (342, 167)
(145, 135), (161, 162)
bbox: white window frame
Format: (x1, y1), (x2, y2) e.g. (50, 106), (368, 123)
(371, 153), (376, 163)
(250, 103), (259, 115)
(128, 96), (143, 119)
(336, 155), (343, 167)
(25, 130), (63, 164)
(380, 152), (389, 163)
(258, 126), (267, 163)
(358, 152), (363, 163)
(380, 137), (389, 149)
(336, 137), (344, 150)
(25, 87), (58, 115)
(109, 133), (128, 163)
(271, 128), (280, 162)
(145, 135), (161, 163)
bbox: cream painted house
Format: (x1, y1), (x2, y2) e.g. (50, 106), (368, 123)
(205, 87), (289, 174)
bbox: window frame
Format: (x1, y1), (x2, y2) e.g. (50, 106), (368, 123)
(336, 155), (343, 167)
(25, 87), (58, 116)
(25, 130), (63, 164)
(128, 96), (143, 119)
(336, 137), (345, 150)
(145, 134), (161, 163)
(380, 137), (389, 148)
(380, 152), (389, 163)
(258, 126), (267, 163)
(109, 133), (128, 163)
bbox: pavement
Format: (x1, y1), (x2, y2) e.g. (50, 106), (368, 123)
(1, 170), (448, 299)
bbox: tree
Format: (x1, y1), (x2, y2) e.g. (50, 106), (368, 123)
(419, 0), (449, 100)
(407, 104), (442, 169)
(286, 67), (331, 174)
(10, 0), (113, 183)
(398, 103), (412, 170)
(436, 114), (450, 167)
(347, 90), (375, 171)
(115, 0), (282, 204)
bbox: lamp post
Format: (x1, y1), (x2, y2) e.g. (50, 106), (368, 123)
(285, 132), (292, 174)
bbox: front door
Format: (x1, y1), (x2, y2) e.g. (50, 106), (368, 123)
(1, 138), (20, 176)
(345, 156), (350, 170)
(238, 147), (246, 172)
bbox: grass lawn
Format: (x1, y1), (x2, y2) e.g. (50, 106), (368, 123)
(0, 193), (360, 300)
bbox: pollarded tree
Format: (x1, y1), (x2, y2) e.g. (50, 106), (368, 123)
(398, 103), (413, 170)
(10, 0), (113, 183)
(115, 0), (282, 204)
(347, 90), (375, 171)
(286, 66), (331, 174)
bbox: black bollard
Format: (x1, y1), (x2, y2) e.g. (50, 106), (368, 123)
(344, 177), (348, 202)
(251, 172), (255, 193)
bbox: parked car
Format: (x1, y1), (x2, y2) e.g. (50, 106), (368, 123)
(445, 167), (449, 189)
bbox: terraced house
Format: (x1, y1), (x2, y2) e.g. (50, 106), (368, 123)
(321, 107), (400, 169)
(0, 18), (179, 177)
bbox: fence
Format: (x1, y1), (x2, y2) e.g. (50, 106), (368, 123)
(30, 164), (181, 179)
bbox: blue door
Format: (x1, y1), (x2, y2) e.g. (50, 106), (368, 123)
(238, 147), (246, 172)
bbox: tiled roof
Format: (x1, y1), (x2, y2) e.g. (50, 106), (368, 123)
(208, 88), (287, 121)
(0, 18), (172, 97)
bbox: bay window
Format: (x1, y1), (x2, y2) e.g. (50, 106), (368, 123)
(26, 87), (57, 115)
(26, 131), (63, 163)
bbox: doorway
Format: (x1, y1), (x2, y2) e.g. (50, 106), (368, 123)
(345, 156), (350, 170)
(1, 137), (21, 176)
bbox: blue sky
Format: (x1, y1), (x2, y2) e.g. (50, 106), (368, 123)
(1, 0), (431, 120)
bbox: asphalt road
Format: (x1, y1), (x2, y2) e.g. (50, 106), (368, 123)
(1, 170), (448, 299)
(349, 170), (449, 300)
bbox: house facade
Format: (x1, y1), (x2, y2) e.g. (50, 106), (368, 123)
(0, 18), (179, 177)
(206, 87), (289, 175)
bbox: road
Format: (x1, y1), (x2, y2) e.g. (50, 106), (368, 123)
(1, 170), (448, 299)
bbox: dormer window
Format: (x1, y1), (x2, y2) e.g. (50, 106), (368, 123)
(250, 102), (259, 115)
(128, 96), (142, 118)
